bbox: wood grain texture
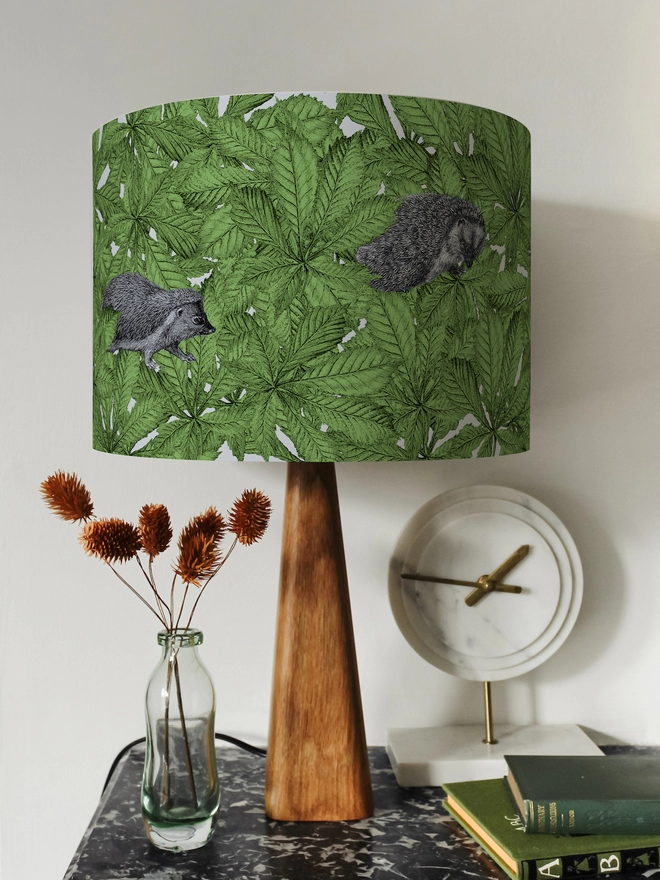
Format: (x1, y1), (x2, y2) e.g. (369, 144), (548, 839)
(264, 462), (374, 821)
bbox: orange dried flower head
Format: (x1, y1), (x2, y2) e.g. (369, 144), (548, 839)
(174, 532), (222, 586)
(138, 503), (172, 560)
(41, 471), (94, 523)
(190, 507), (227, 543)
(229, 489), (271, 545)
(174, 507), (226, 586)
(80, 519), (142, 564)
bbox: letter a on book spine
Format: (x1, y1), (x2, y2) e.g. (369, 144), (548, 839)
(537, 857), (561, 878)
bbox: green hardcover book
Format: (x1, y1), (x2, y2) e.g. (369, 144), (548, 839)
(505, 755), (660, 835)
(443, 777), (660, 880)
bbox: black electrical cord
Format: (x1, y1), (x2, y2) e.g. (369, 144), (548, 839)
(102, 733), (267, 793)
(214, 733), (267, 756)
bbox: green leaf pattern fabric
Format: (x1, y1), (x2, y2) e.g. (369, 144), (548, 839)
(93, 93), (530, 461)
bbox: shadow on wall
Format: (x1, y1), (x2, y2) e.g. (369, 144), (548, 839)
(522, 487), (627, 685)
(531, 201), (660, 411)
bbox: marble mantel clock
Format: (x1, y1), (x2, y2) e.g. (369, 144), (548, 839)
(387, 485), (602, 786)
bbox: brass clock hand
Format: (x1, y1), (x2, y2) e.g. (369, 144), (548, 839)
(401, 573), (522, 593)
(487, 544), (530, 584)
(465, 575), (495, 606)
(465, 544), (530, 606)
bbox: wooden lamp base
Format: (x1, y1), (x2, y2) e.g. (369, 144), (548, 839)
(264, 462), (374, 821)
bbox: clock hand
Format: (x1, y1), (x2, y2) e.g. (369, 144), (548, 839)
(487, 544), (530, 584)
(465, 575), (493, 607)
(401, 573), (522, 593)
(465, 544), (530, 606)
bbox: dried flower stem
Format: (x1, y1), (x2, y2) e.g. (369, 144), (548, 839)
(174, 655), (198, 807)
(184, 537), (238, 631)
(136, 556), (170, 624)
(105, 562), (167, 627)
(174, 582), (190, 632)
(150, 559), (171, 620)
(169, 574), (178, 631)
(161, 653), (174, 807)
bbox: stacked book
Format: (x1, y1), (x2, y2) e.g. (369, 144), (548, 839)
(443, 755), (660, 880)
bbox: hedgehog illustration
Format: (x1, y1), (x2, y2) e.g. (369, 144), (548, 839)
(102, 272), (215, 372)
(356, 193), (487, 292)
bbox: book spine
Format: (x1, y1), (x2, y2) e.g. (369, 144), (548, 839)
(523, 799), (660, 834)
(521, 845), (660, 879)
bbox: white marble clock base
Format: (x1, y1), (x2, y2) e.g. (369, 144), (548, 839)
(387, 723), (603, 786)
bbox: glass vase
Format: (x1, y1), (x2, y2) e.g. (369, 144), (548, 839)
(141, 628), (220, 852)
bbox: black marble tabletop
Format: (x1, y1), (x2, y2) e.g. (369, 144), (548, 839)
(65, 744), (658, 880)
(65, 744), (509, 880)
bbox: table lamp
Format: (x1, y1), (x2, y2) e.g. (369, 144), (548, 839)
(92, 92), (530, 820)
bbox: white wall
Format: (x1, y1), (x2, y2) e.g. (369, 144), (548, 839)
(2, 1), (660, 878)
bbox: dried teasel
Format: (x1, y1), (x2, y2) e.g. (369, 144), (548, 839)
(174, 508), (226, 586)
(80, 518), (142, 564)
(177, 507), (226, 548)
(41, 470), (269, 628)
(174, 533), (222, 586)
(228, 489), (271, 545)
(190, 507), (226, 543)
(138, 504), (173, 561)
(174, 532), (222, 586)
(41, 471), (94, 523)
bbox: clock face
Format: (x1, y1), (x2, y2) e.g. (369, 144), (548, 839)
(389, 486), (583, 682)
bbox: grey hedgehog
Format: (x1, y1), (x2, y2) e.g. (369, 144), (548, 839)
(356, 193), (486, 292)
(102, 272), (215, 372)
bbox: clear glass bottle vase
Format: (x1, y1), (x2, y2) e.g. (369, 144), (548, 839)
(141, 629), (220, 852)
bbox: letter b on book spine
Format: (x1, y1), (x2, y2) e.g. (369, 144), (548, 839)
(597, 853), (621, 874)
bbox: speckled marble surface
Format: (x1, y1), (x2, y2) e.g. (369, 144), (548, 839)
(65, 744), (509, 880)
(65, 744), (660, 880)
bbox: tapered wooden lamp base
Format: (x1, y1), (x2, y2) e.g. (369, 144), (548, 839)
(265, 462), (374, 821)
